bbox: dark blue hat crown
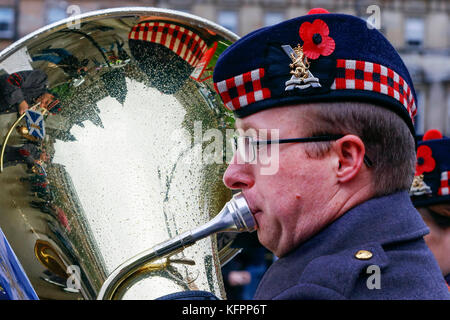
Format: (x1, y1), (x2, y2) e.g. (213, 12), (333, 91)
(410, 129), (450, 206)
(213, 9), (417, 134)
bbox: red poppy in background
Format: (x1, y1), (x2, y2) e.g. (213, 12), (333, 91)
(423, 129), (443, 141)
(299, 19), (335, 60)
(415, 145), (436, 176)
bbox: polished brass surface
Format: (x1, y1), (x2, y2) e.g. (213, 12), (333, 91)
(1, 104), (45, 172)
(1, 111), (27, 172)
(0, 8), (239, 300)
(34, 239), (68, 279)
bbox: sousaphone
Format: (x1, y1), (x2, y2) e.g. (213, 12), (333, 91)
(0, 7), (255, 300)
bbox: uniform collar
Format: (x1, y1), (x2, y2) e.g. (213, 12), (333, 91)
(284, 191), (429, 260)
(255, 191), (429, 299)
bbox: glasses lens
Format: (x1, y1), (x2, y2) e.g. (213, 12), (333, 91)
(232, 136), (255, 162)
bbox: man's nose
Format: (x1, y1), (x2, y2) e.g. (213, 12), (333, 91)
(223, 155), (255, 190)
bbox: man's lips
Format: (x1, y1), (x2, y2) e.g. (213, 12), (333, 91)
(251, 210), (262, 229)
(248, 205), (261, 216)
(241, 193), (260, 227)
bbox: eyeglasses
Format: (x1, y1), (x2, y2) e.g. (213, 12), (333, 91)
(232, 134), (342, 163)
(232, 134), (373, 167)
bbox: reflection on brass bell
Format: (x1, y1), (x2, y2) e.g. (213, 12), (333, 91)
(16, 126), (38, 142)
(17, 125), (29, 135)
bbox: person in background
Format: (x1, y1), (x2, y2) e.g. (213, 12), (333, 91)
(0, 70), (57, 115)
(0, 141), (44, 169)
(410, 129), (450, 290)
(222, 233), (273, 299)
(32, 48), (89, 79)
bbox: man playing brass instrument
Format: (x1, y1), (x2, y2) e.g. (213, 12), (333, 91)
(212, 9), (450, 299)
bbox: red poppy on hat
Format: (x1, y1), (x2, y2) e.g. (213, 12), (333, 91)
(415, 145), (436, 176)
(299, 19), (335, 60)
(307, 8), (330, 15)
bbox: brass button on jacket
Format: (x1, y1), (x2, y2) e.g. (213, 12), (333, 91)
(355, 250), (373, 260)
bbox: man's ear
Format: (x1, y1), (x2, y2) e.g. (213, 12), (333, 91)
(333, 135), (366, 183)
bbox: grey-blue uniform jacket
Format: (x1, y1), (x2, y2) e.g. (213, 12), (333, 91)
(0, 70), (48, 113)
(253, 191), (450, 300)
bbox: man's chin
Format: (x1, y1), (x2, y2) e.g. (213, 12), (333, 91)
(255, 229), (283, 257)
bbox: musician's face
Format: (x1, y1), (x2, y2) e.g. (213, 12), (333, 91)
(223, 105), (338, 257)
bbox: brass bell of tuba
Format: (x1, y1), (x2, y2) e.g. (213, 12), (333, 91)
(0, 8), (251, 300)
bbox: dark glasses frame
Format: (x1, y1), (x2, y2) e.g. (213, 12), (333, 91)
(232, 134), (373, 167)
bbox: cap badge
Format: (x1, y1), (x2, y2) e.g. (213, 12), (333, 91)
(281, 44), (321, 91)
(409, 174), (432, 196)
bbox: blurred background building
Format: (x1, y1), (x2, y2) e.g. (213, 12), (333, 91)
(0, 0), (449, 134)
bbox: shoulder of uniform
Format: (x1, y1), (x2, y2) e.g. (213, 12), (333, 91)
(298, 243), (389, 298)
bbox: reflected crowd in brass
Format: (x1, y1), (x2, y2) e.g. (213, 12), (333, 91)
(0, 8), (238, 300)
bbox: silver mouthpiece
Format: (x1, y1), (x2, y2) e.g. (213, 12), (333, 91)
(191, 192), (256, 239)
(225, 192), (256, 232)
